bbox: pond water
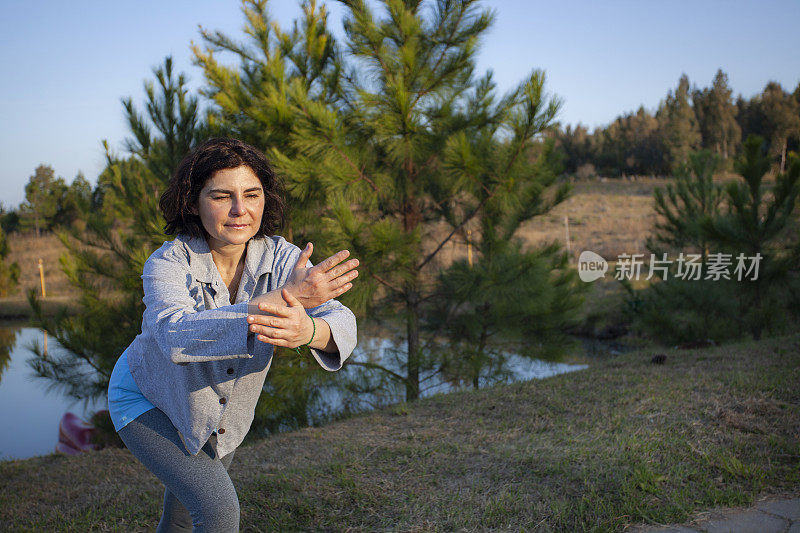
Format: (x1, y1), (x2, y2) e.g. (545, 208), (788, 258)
(0, 326), (104, 461)
(0, 325), (588, 462)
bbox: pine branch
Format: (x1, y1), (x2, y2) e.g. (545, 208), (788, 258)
(417, 192), (491, 270)
(371, 272), (404, 295)
(346, 360), (407, 384)
(295, 101), (380, 193)
(410, 1), (466, 107)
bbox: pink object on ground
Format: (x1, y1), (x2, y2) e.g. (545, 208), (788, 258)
(56, 412), (100, 455)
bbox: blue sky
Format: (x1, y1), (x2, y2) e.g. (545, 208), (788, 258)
(1, 0), (798, 207)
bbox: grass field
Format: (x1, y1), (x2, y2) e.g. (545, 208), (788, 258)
(0, 332), (797, 531)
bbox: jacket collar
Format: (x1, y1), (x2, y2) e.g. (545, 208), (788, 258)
(179, 234), (274, 284)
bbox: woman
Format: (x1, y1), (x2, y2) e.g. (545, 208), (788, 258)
(107, 138), (358, 532)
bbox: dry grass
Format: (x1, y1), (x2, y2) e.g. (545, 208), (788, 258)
(519, 177), (668, 263)
(0, 332), (797, 531)
(1, 232), (76, 318)
(4, 232), (73, 298)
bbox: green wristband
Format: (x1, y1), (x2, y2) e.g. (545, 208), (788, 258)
(294, 315), (315, 355)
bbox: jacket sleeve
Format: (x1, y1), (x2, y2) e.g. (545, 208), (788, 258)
(270, 238), (358, 371)
(307, 299), (357, 371)
(141, 249), (257, 364)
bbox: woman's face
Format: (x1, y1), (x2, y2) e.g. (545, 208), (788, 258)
(194, 165), (265, 252)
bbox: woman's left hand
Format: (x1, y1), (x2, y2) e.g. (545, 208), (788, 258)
(247, 289), (315, 348)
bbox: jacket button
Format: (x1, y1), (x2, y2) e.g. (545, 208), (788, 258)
(227, 368), (234, 374)
(219, 397), (227, 404)
(217, 428), (225, 434)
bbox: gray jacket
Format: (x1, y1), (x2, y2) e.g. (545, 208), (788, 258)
(127, 234), (357, 457)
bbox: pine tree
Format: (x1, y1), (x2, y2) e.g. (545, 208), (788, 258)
(0, 204), (20, 234)
(269, 0), (576, 401)
(700, 135), (800, 339)
(736, 94), (767, 146)
(599, 106), (666, 176)
(192, 0), (342, 242)
(636, 137), (800, 343)
(761, 82), (800, 173)
(657, 74), (702, 171)
(54, 172), (93, 230)
(431, 140), (586, 389)
(693, 69), (741, 164)
(646, 150), (724, 261)
(555, 123), (594, 175)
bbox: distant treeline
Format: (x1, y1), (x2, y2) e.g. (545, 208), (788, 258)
(554, 70), (800, 178)
(0, 166), (94, 236)
(0, 156), (140, 236)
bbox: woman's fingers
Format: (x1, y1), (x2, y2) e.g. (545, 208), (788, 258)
(314, 249), (350, 273)
(256, 333), (292, 347)
(322, 272), (356, 295)
(252, 325), (288, 339)
(254, 302), (292, 317)
(332, 283), (353, 297)
(248, 314), (291, 335)
(325, 259), (359, 280)
(342, 269), (359, 283)
(247, 315), (284, 328)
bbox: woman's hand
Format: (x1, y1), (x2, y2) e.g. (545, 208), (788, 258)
(247, 289), (315, 348)
(284, 242), (359, 308)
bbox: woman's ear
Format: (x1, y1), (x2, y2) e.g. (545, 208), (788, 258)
(190, 203), (198, 216)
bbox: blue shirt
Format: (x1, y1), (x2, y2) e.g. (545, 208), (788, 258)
(107, 350), (156, 432)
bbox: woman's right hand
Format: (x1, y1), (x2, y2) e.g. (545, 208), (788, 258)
(282, 243), (359, 308)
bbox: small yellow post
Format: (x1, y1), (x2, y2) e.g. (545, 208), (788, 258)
(467, 229), (473, 267)
(564, 216), (571, 263)
(38, 258), (47, 298)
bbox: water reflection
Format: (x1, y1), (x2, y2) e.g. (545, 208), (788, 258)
(0, 325), (19, 383)
(0, 327), (103, 461)
(308, 334), (589, 424)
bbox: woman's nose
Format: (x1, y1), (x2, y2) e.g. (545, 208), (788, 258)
(230, 196), (247, 216)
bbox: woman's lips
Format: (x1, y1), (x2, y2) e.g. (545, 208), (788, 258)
(226, 223), (249, 229)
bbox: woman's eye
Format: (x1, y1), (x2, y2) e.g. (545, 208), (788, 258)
(246, 194), (261, 199)
(211, 196), (229, 201)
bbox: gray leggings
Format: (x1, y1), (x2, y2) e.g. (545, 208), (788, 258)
(117, 407), (239, 532)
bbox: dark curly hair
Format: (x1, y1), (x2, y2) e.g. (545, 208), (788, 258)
(160, 138), (286, 237)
